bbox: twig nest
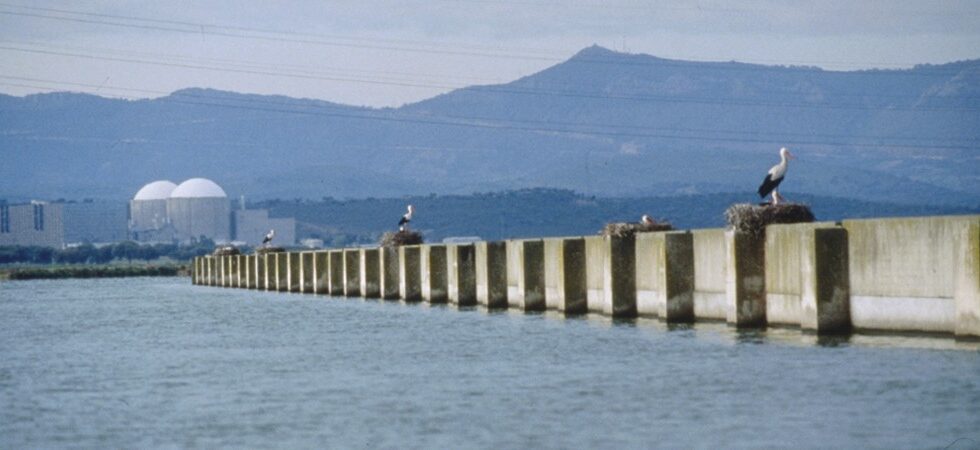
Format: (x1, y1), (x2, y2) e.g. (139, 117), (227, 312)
(725, 203), (815, 236)
(255, 246), (286, 255)
(380, 230), (424, 247)
(600, 220), (674, 238)
(212, 246), (241, 256)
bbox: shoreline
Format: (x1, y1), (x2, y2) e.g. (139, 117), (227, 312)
(1, 264), (190, 280)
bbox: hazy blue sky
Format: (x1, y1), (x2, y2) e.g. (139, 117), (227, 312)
(2, 0), (979, 107)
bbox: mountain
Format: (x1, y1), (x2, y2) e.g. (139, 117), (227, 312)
(1, 46), (978, 207)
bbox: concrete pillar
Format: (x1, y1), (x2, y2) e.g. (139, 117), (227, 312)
(508, 240), (545, 311)
(233, 255), (242, 288)
(277, 253), (289, 292)
(800, 227), (851, 334)
(955, 221), (980, 339)
(257, 254), (267, 290)
(192, 257), (198, 284)
(544, 238), (587, 315)
(288, 252), (301, 293)
(329, 251), (344, 295)
(314, 252), (330, 294)
(380, 247), (400, 300)
(726, 231), (767, 328)
(447, 244), (477, 306)
(239, 255), (248, 288)
(423, 245), (448, 303)
(244, 255), (254, 289)
(218, 255), (226, 287)
(360, 248), (380, 298)
(584, 236), (606, 313)
(301, 252), (315, 293)
(344, 249), (361, 297)
(400, 245), (422, 302)
(663, 232), (695, 322)
(603, 235), (637, 318)
(476, 241), (508, 309)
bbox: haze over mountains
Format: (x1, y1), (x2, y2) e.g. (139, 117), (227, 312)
(2, 46), (978, 207)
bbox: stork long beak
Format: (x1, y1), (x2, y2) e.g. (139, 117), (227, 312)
(787, 151), (796, 160)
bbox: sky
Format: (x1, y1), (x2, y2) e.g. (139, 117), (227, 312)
(1, 0), (979, 107)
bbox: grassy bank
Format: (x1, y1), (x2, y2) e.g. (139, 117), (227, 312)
(0, 264), (190, 280)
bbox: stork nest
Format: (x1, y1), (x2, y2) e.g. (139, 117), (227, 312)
(255, 246), (286, 255)
(380, 230), (424, 247)
(725, 203), (816, 237)
(212, 246), (241, 256)
(600, 220), (674, 238)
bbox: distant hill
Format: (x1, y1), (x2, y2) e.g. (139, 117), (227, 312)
(254, 189), (978, 246)
(1, 46), (978, 206)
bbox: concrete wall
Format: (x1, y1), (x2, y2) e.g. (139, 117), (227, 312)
(191, 214), (980, 339)
(843, 215), (979, 335)
(422, 245), (448, 303)
(329, 251), (344, 295)
(344, 250), (360, 296)
(447, 244), (476, 306)
(380, 247), (400, 300)
(765, 222), (836, 326)
(692, 229), (727, 321)
(476, 241), (507, 309)
(360, 249), (380, 298)
(314, 252), (330, 294)
(506, 240), (545, 311)
(288, 253), (301, 293)
(399, 246), (422, 302)
(584, 236), (606, 313)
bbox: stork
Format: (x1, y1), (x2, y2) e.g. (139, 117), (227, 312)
(757, 147), (795, 205)
(640, 214), (654, 226)
(398, 205), (414, 232)
(261, 229), (275, 247)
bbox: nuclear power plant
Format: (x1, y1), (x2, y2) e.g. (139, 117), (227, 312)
(130, 178), (294, 246)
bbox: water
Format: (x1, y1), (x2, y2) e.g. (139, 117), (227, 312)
(1, 278), (978, 449)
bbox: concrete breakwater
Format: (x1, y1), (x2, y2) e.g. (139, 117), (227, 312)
(193, 215), (980, 339)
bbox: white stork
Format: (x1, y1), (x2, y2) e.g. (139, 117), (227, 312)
(261, 229), (275, 247)
(640, 214), (654, 225)
(398, 205), (414, 232)
(757, 147), (795, 205)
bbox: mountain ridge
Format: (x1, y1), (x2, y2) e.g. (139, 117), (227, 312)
(1, 46), (977, 207)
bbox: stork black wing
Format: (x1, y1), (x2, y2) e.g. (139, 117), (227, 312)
(757, 174), (783, 198)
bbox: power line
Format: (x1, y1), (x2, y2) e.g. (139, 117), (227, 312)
(1, 76), (975, 152)
(1, 5), (977, 75)
(5, 73), (979, 146)
(3, 44), (978, 113)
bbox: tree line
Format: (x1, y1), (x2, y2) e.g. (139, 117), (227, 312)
(0, 239), (215, 265)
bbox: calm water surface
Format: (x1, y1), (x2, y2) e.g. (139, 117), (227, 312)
(1, 277), (978, 449)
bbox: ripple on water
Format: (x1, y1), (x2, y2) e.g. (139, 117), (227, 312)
(0, 277), (978, 449)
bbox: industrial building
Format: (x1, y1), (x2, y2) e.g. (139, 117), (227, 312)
(233, 209), (296, 247)
(0, 200), (127, 247)
(129, 178), (295, 246)
(1, 178), (295, 248)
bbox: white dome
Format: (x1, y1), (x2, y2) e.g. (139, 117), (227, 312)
(133, 180), (177, 201)
(170, 178), (227, 198)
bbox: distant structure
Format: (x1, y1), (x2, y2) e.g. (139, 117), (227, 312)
(130, 180), (178, 242)
(166, 178), (231, 243)
(1, 178), (296, 248)
(0, 199), (127, 247)
(233, 208), (295, 247)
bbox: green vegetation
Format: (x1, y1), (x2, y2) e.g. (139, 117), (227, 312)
(0, 239), (215, 265)
(1, 264), (187, 280)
